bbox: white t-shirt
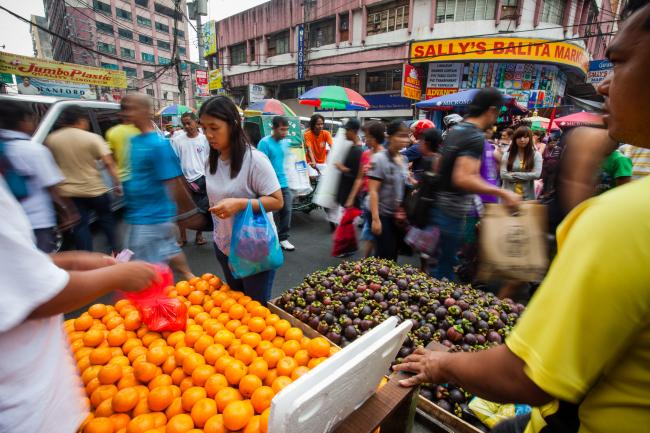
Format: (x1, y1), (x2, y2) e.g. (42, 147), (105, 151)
(0, 179), (87, 433)
(205, 148), (281, 255)
(17, 83), (40, 95)
(171, 131), (209, 182)
(1, 130), (64, 229)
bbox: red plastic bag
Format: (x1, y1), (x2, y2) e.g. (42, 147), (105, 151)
(121, 264), (188, 332)
(331, 207), (362, 257)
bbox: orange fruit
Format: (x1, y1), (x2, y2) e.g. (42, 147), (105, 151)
(174, 347), (194, 365)
(90, 384), (118, 408)
(141, 332), (162, 347)
(221, 298), (236, 313)
(109, 413), (130, 430)
(228, 304), (246, 320)
(187, 290), (204, 305)
(260, 408), (270, 433)
(203, 344), (226, 365)
(235, 344), (256, 365)
(98, 364), (123, 385)
(281, 340), (301, 357)
(190, 397), (217, 428)
(182, 353), (205, 375)
(180, 377), (195, 394)
(88, 304), (108, 319)
(215, 387), (242, 412)
(148, 385), (174, 411)
(125, 414), (155, 433)
(247, 317), (266, 334)
(248, 358), (269, 380)
(181, 386), (207, 412)
(191, 364), (215, 386)
(94, 398), (114, 417)
(214, 355), (234, 375)
(245, 300), (261, 313)
(193, 334), (213, 354)
(78, 356), (92, 373)
(239, 374), (263, 398)
(240, 332), (261, 349)
(202, 319), (222, 336)
(86, 377), (101, 396)
(222, 400), (254, 431)
(162, 356), (177, 375)
(123, 311), (141, 331)
(165, 397), (184, 419)
(127, 346), (147, 364)
(150, 411), (167, 427)
(166, 331), (185, 347)
(195, 279), (210, 292)
(225, 320), (241, 333)
(148, 374), (172, 390)
(291, 366), (310, 380)
(212, 292), (228, 307)
(112, 387), (139, 413)
(117, 372), (137, 390)
(133, 362), (158, 383)
(251, 386), (274, 414)
(146, 346), (169, 366)
(276, 357), (298, 378)
(243, 415), (261, 433)
(216, 312), (230, 325)
(166, 413), (194, 433)
(262, 347), (284, 369)
(227, 339), (242, 357)
(251, 305), (269, 319)
(263, 369), (278, 387)
(307, 337), (331, 358)
(84, 417), (114, 433)
(273, 320), (291, 337)
(294, 349), (310, 367)
(176, 281), (192, 297)
(308, 357), (327, 369)
(203, 414), (226, 433)
(84, 329), (106, 347)
(170, 368), (186, 386)
(107, 328), (128, 347)
(188, 305), (203, 319)
(224, 361), (247, 386)
(82, 365), (101, 385)
(214, 330), (234, 348)
(299, 336), (311, 350)
(271, 376), (292, 394)
(204, 373), (228, 398)
(265, 314), (280, 326)
(284, 327), (303, 342)
(74, 314), (93, 331)
(89, 347), (113, 365)
(122, 338), (143, 355)
(256, 341), (274, 357)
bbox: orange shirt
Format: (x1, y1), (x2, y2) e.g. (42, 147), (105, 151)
(304, 129), (333, 164)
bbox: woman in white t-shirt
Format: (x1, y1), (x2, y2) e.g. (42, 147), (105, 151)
(199, 97), (284, 303)
(0, 178), (157, 433)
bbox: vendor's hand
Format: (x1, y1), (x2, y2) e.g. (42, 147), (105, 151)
(371, 218), (382, 236)
(500, 190), (522, 211)
(344, 198), (355, 209)
(53, 251), (117, 271)
(113, 261), (159, 292)
(210, 198), (245, 219)
(392, 347), (446, 387)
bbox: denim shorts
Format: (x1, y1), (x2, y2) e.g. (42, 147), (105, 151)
(360, 209), (376, 242)
(125, 222), (182, 264)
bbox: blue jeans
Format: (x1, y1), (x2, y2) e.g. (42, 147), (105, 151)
(214, 245), (275, 304)
(72, 193), (117, 253)
(429, 207), (465, 281)
(274, 188), (293, 241)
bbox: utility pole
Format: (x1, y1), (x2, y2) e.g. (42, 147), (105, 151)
(188, 0), (208, 67)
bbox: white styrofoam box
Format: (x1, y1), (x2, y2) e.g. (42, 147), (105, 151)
(268, 316), (413, 433)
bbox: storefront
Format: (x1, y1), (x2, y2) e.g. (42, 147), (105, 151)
(410, 37), (590, 110)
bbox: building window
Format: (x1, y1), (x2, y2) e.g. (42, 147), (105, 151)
(139, 34), (154, 45)
(137, 15), (152, 27)
(158, 56), (171, 64)
(155, 21), (169, 33)
(146, 88), (155, 97)
(93, 0), (111, 15)
(116, 7), (132, 21)
(135, 0), (149, 7)
(142, 52), (156, 63)
(178, 46), (186, 56)
(436, 0), (497, 22)
(144, 71), (156, 79)
(101, 62), (118, 70)
(309, 18), (336, 48)
(366, 68), (402, 92)
(155, 2), (182, 20)
(230, 43), (246, 65)
(500, 0), (518, 19)
(121, 47), (136, 59)
(267, 31), (289, 56)
(157, 40), (170, 50)
(541, 0), (565, 25)
(367, 1), (409, 35)
(123, 67), (137, 77)
(174, 29), (185, 39)
(97, 42), (116, 55)
(96, 21), (114, 35)
(319, 74), (359, 91)
(249, 40), (256, 62)
(118, 28), (133, 40)
(340, 14), (349, 41)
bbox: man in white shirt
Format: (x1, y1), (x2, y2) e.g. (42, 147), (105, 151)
(0, 175), (157, 433)
(16, 77), (40, 95)
(171, 112), (209, 246)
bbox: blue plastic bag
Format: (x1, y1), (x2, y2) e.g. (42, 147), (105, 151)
(229, 199), (284, 279)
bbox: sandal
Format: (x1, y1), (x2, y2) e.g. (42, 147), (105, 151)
(195, 237), (207, 246)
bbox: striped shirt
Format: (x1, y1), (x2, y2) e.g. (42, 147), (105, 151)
(621, 144), (650, 180)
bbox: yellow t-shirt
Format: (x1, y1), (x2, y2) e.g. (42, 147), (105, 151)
(45, 127), (111, 198)
(105, 124), (139, 182)
(506, 175), (650, 433)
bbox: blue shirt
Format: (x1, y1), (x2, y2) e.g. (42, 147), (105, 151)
(124, 132), (182, 224)
(257, 135), (288, 188)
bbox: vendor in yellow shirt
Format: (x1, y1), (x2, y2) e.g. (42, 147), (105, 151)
(105, 102), (140, 183)
(393, 4), (650, 433)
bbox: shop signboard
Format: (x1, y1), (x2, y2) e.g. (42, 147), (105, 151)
(208, 69), (222, 91)
(587, 59), (612, 85)
(425, 63), (462, 99)
(297, 24), (305, 80)
(248, 84), (266, 104)
(0, 73), (12, 84)
(15, 75), (92, 98)
(401, 64), (423, 100)
(195, 70), (209, 96)
(410, 37), (589, 74)
(202, 21), (217, 56)
(0, 51), (127, 88)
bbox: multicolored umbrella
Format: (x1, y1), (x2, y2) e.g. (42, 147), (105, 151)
(248, 98), (296, 116)
(553, 112), (603, 129)
(156, 104), (196, 116)
(522, 114), (552, 131)
(299, 86), (370, 110)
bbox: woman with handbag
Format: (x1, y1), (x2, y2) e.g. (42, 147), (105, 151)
(500, 126), (543, 201)
(201, 97), (284, 303)
(368, 121), (410, 261)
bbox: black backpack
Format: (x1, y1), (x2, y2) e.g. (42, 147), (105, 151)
(405, 168), (441, 229)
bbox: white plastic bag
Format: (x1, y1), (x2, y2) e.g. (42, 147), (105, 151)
(313, 130), (352, 209)
(285, 150), (313, 197)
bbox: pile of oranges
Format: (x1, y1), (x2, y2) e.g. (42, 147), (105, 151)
(65, 273), (336, 433)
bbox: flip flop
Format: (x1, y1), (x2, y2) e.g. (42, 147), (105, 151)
(195, 238), (207, 246)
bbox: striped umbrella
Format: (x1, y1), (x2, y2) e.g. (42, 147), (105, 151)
(299, 86), (370, 110)
(248, 98), (296, 116)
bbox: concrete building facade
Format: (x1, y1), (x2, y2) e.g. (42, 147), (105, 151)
(30, 15), (54, 59)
